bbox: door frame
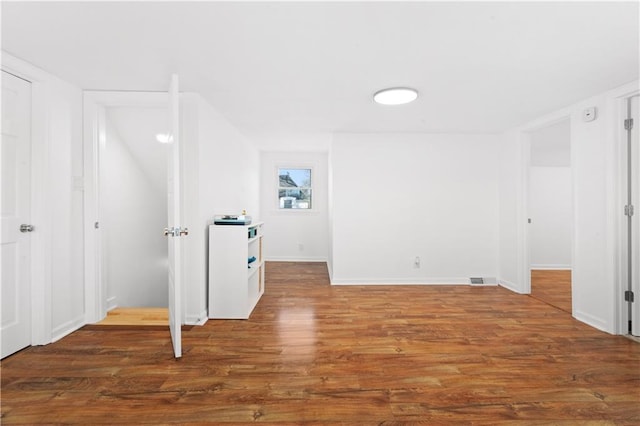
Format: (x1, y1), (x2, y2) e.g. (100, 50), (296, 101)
(83, 91), (170, 323)
(513, 81), (639, 335)
(614, 89), (640, 335)
(1, 53), (52, 346)
(518, 113), (574, 298)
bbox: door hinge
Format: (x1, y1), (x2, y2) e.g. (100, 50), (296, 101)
(625, 290), (635, 303)
(624, 205), (635, 217)
(624, 118), (634, 130)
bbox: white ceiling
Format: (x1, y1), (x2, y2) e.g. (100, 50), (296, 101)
(2, 1), (638, 149)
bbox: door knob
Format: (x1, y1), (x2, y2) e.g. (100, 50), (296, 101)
(20, 224), (34, 233)
(164, 227), (188, 237)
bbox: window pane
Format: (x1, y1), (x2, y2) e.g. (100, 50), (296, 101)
(278, 168), (312, 209)
(279, 168), (311, 188)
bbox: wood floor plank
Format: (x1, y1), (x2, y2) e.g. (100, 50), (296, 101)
(1, 261), (638, 423)
(95, 307), (169, 326)
(531, 269), (572, 313)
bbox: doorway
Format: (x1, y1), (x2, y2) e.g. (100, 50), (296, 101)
(527, 118), (573, 313)
(84, 84), (184, 357)
(97, 106), (170, 324)
(83, 91), (174, 326)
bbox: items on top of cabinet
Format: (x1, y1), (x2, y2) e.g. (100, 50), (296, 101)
(213, 214), (252, 225)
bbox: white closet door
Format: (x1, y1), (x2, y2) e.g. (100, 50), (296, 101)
(1, 71), (32, 358)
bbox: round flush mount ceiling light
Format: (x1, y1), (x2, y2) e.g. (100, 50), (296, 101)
(156, 133), (173, 144)
(373, 87), (418, 105)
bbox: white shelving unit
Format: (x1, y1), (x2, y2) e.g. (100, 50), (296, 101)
(208, 222), (265, 319)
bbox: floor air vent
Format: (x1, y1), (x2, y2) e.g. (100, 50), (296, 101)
(470, 277), (484, 285)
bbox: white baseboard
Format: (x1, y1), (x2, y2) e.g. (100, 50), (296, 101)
(51, 315), (86, 343)
(185, 310), (208, 326)
(106, 296), (117, 311)
(330, 276), (502, 286)
(573, 309), (612, 334)
(265, 257), (327, 262)
(499, 279), (526, 294)
(330, 277), (471, 285)
(530, 264), (572, 270)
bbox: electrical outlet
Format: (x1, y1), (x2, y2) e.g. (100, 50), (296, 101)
(414, 256), (421, 268)
(298, 243), (304, 252)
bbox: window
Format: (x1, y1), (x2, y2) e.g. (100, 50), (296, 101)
(278, 168), (312, 209)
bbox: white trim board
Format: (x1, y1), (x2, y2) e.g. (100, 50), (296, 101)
(51, 316), (86, 344)
(574, 309), (609, 334)
(499, 279), (526, 294)
(530, 265), (572, 270)
(330, 277), (496, 286)
(185, 310), (208, 326)
(265, 257), (328, 262)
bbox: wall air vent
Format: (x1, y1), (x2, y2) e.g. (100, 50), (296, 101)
(470, 277), (484, 285)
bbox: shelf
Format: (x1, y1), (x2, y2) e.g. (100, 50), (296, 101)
(209, 222), (265, 319)
(248, 261), (263, 278)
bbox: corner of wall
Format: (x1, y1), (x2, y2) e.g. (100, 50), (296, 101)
(498, 279), (526, 294)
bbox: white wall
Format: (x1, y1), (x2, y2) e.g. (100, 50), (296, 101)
(330, 133), (500, 284)
(530, 120), (571, 167)
(102, 114), (168, 308)
(570, 93), (616, 332)
(2, 52), (85, 343)
(180, 94), (261, 324)
(260, 151), (329, 261)
(48, 73), (84, 340)
(497, 130), (524, 291)
(529, 167), (572, 268)
(498, 79), (640, 334)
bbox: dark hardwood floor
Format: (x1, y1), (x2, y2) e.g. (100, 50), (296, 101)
(1, 262), (639, 424)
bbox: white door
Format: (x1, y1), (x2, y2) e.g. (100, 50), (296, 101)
(1, 71), (32, 358)
(166, 74), (183, 358)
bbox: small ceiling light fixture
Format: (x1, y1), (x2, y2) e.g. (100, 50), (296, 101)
(155, 133), (173, 144)
(373, 87), (418, 105)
